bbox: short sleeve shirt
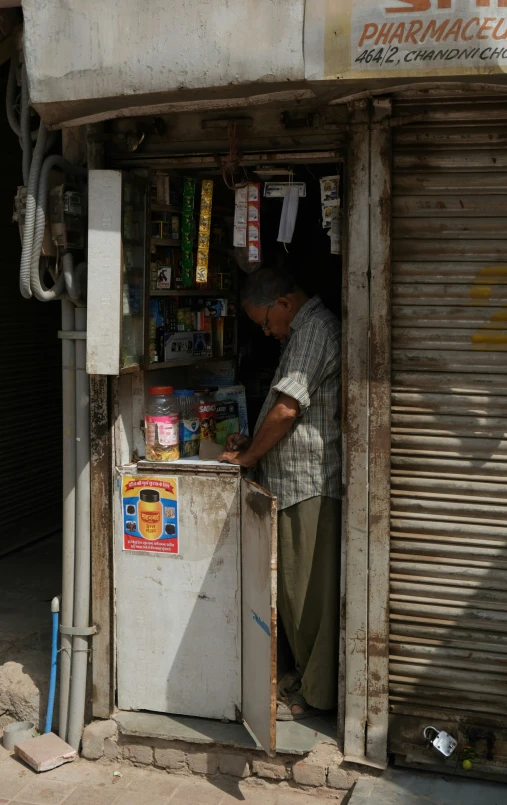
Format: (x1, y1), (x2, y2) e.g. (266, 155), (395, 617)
(254, 296), (341, 510)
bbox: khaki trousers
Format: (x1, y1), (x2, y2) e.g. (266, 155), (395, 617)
(277, 496), (341, 710)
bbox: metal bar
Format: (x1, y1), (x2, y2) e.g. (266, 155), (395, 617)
(67, 305), (91, 749)
(343, 100), (370, 764)
(365, 98), (391, 769)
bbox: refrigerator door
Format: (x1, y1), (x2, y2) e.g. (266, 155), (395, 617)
(116, 470), (241, 720)
(241, 478), (277, 756)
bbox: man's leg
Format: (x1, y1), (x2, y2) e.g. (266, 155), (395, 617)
(277, 496), (341, 711)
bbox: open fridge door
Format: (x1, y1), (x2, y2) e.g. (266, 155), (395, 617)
(241, 478), (277, 756)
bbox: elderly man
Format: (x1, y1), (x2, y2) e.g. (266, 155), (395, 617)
(219, 267), (341, 720)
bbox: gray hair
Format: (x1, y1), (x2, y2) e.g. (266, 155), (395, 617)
(241, 268), (297, 307)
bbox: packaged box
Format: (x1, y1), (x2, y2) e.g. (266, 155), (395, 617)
(193, 331), (212, 358)
(196, 311), (212, 332)
(215, 400), (240, 446)
(204, 298), (228, 317)
(163, 298), (178, 332)
(149, 299), (165, 363)
(164, 332), (194, 362)
(214, 386), (248, 435)
(157, 263), (171, 289)
(190, 361), (236, 388)
(176, 308), (193, 332)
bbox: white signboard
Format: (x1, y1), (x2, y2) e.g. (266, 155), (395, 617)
(305, 0), (507, 79)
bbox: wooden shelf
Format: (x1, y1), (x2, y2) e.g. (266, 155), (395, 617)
(151, 238), (181, 247)
(152, 203), (182, 213)
(150, 289), (235, 297)
(146, 355), (236, 371)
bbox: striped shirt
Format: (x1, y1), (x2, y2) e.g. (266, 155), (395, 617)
(254, 295), (341, 511)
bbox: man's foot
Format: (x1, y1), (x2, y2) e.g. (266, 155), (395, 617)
(276, 692), (318, 721)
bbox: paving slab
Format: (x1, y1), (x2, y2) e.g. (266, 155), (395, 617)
(0, 755), (343, 804)
(349, 767), (507, 805)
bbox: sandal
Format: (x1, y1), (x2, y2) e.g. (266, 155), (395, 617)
(276, 692), (318, 721)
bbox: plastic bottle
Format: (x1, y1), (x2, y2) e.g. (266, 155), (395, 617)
(174, 390), (200, 458)
(145, 386), (180, 461)
(195, 388), (217, 443)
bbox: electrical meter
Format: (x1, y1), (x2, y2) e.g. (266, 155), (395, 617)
(49, 184), (87, 251)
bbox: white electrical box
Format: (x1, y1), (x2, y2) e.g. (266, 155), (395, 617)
(87, 170), (148, 375)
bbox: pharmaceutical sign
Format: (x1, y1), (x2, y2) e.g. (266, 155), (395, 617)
(305, 0), (507, 79)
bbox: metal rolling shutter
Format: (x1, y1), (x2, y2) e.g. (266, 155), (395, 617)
(0, 67), (62, 555)
(389, 104), (507, 746)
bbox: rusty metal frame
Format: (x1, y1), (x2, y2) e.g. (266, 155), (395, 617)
(343, 100), (371, 763)
(366, 98), (392, 768)
(342, 99), (391, 769)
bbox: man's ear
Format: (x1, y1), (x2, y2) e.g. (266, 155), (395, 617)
(277, 295), (293, 311)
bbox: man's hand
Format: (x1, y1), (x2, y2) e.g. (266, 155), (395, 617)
(218, 449), (256, 468)
(224, 433), (251, 452)
(220, 394), (299, 467)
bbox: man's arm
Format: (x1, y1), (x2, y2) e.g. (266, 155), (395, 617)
(218, 393), (299, 467)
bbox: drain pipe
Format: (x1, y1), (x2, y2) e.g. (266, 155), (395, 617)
(58, 299), (76, 742)
(66, 304), (91, 751)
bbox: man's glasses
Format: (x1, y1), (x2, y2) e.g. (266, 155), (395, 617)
(261, 305), (272, 332)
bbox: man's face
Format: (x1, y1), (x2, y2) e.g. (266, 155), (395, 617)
(244, 298), (293, 343)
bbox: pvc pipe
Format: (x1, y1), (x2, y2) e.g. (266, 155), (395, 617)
(67, 305), (90, 751)
(19, 122), (47, 299)
(45, 598), (60, 734)
(59, 299), (76, 742)
(63, 253), (87, 303)
(30, 156), (86, 302)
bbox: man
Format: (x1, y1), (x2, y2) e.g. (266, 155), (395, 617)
(219, 268), (341, 720)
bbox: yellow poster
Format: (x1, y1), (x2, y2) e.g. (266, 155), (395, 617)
(305, 0), (507, 79)
(122, 476), (179, 554)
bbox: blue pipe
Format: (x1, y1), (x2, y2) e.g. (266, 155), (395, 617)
(45, 597), (60, 734)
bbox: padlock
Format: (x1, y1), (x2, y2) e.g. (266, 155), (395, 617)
(423, 726), (458, 757)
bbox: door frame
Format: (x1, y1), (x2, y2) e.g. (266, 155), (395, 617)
(341, 98), (392, 769)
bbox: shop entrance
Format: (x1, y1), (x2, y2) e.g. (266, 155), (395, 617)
(88, 145), (345, 755)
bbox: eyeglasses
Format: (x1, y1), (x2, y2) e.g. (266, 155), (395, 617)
(261, 305), (272, 332)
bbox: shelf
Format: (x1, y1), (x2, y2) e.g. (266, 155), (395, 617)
(151, 239), (231, 251)
(152, 204), (182, 213)
(151, 238), (181, 247)
(150, 289), (235, 297)
(146, 355), (236, 371)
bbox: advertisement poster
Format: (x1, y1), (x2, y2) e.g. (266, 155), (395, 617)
(305, 0), (507, 80)
(122, 476), (179, 554)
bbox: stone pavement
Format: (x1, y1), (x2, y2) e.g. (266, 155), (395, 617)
(349, 767), (507, 805)
(0, 534), (61, 732)
(0, 750), (344, 805)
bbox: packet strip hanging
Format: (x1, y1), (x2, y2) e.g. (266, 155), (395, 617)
(196, 180), (213, 284)
(181, 177), (196, 287)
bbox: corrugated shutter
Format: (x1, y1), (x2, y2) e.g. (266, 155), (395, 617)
(390, 106), (507, 740)
(0, 66), (62, 555)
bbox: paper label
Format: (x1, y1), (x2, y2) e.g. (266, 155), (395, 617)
(122, 475), (179, 554)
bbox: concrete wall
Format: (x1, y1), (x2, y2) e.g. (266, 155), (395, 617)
(22, 0), (305, 104)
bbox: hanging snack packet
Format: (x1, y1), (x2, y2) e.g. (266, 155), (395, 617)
(196, 180), (214, 284)
(181, 177), (196, 287)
